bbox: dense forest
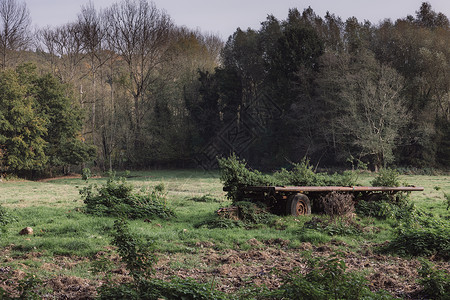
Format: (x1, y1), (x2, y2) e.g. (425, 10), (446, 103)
(0, 0), (448, 176)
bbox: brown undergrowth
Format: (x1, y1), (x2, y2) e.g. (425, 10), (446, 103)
(1, 241), (448, 299)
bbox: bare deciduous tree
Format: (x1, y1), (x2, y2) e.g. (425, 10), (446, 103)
(38, 23), (85, 83)
(0, 0), (31, 68)
(104, 0), (173, 149)
(77, 1), (108, 150)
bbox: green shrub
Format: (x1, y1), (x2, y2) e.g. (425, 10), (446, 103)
(196, 201), (276, 230)
(418, 260), (450, 300)
(303, 217), (363, 237)
(269, 255), (396, 299)
(98, 219), (228, 300)
(98, 278), (228, 300)
(81, 167), (91, 181)
(195, 217), (242, 229)
(371, 168), (401, 187)
(356, 200), (415, 220)
(111, 219), (157, 280)
(384, 215), (450, 259)
(234, 201), (275, 226)
(218, 154), (279, 202)
(80, 173), (174, 220)
(219, 155), (357, 202)
(356, 168), (412, 220)
(274, 158), (357, 187)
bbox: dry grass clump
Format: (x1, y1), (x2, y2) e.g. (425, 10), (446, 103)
(319, 192), (355, 217)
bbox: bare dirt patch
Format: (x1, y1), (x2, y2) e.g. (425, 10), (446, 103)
(1, 242), (448, 299)
(153, 242), (448, 298)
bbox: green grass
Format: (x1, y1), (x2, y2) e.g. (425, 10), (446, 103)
(0, 170), (449, 298)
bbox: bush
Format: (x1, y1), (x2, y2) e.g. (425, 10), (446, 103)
(303, 217), (363, 237)
(418, 260), (450, 300)
(356, 168), (412, 219)
(219, 155), (357, 202)
(98, 219), (228, 300)
(195, 217), (243, 229)
(356, 200), (415, 220)
(197, 201), (276, 230)
(269, 254), (396, 299)
(384, 215), (450, 259)
(274, 158), (357, 187)
(371, 168), (401, 187)
(218, 154), (279, 202)
(80, 173), (175, 220)
(111, 219), (157, 280)
(234, 201), (276, 226)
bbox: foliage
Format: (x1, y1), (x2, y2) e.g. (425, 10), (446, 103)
(0, 67), (47, 174)
(337, 58), (409, 171)
(356, 168), (413, 219)
(0, 273), (42, 300)
(195, 217), (243, 229)
(371, 168), (401, 187)
(384, 214), (450, 259)
(219, 155), (357, 202)
(418, 260), (450, 300)
(303, 217), (363, 237)
(274, 158), (357, 187)
(356, 200), (415, 220)
(98, 218), (228, 300)
(218, 153), (279, 202)
(269, 254), (396, 299)
(196, 201), (276, 230)
(80, 173), (175, 220)
(0, 64), (95, 177)
(0, 205), (14, 237)
(111, 219), (157, 280)
(0, 205), (13, 227)
(98, 278), (228, 300)
(81, 167), (91, 181)
(234, 201), (276, 227)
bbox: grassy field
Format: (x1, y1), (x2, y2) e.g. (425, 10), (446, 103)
(0, 170), (449, 299)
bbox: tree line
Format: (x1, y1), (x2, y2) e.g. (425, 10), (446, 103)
(0, 0), (448, 176)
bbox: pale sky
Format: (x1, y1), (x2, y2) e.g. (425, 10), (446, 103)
(25, 0), (450, 40)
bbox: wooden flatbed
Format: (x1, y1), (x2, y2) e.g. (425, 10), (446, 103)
(224, 185), (424, 216)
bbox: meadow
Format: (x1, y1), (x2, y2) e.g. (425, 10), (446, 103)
(0, 170), (449, 299)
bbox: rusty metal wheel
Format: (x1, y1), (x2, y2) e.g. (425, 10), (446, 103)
(286, 193), (311, 216)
